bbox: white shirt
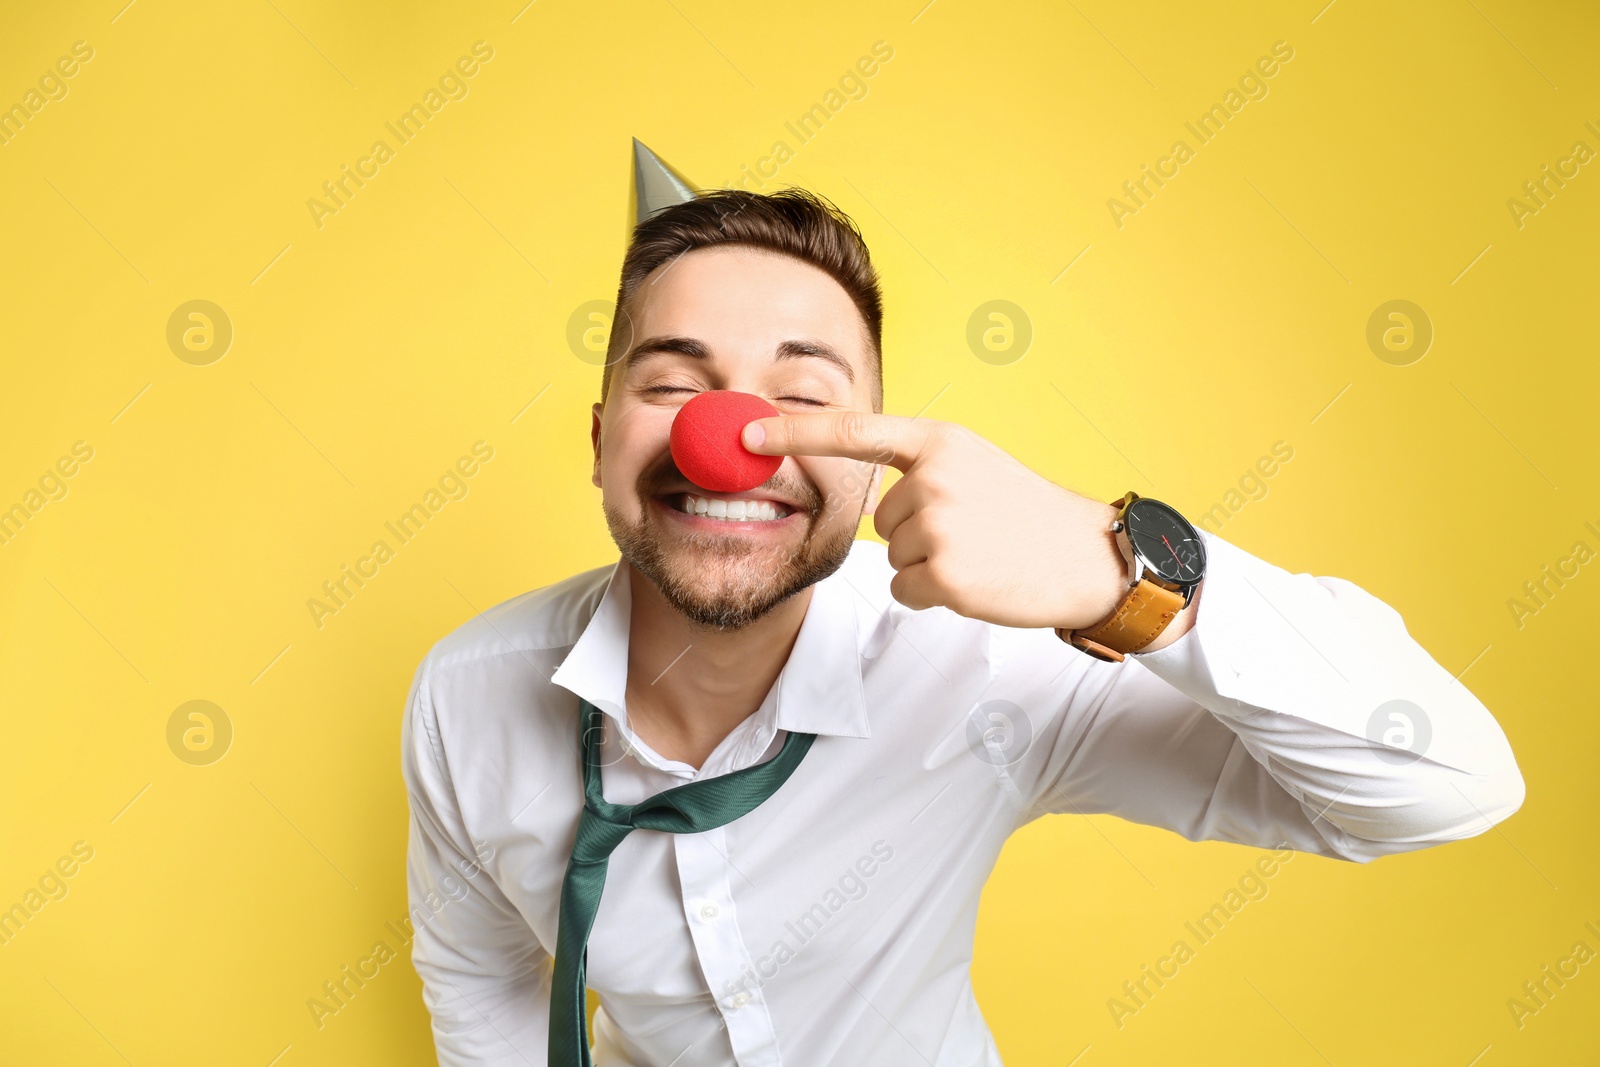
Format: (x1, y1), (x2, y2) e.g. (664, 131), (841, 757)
(400, 530), (1524, 1066)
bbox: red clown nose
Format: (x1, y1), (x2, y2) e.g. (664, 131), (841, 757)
(669, 390), (782, 493)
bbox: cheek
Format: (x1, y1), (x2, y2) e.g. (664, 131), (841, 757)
(601, 406), (672, 484)
(801, 456), (871, 507)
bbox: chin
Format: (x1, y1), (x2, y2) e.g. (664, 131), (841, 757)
(603, 500), (856, 632)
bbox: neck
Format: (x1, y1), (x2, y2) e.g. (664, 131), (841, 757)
(623, 561), (811, 770)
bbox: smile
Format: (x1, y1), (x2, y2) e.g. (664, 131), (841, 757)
(672, 492), (792, 522)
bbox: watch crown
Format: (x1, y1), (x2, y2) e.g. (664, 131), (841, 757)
(1110, 520), (1125, 533)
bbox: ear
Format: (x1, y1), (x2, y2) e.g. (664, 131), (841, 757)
(860, 461), (886, 516)
(590, 401), (604, 488)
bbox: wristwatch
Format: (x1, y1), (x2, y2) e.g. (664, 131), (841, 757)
(1057, 491), (1206, 662)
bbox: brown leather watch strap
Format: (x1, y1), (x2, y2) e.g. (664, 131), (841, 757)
(1057, 578), (1187, 663)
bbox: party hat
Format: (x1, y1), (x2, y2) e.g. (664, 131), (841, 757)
(632, 138), (699, 225)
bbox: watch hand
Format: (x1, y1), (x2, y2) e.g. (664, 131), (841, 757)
(1161, 534), (1185, 568)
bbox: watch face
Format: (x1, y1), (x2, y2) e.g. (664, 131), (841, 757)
(1125, 498), (1205, 585)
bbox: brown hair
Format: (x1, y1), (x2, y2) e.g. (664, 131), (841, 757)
(601, 188), (884, 411)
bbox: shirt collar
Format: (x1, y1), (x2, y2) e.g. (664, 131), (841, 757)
(550, 549), (873, 743)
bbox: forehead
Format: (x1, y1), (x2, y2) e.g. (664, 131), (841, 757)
(626, 244), (869, 362)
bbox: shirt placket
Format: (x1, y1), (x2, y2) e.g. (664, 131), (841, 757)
(674, 826), (782, 1066)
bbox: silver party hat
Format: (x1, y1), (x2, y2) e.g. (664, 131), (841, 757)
(632, 138), (698, 225)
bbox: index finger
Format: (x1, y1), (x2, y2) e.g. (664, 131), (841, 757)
(741, 411), (938, 471)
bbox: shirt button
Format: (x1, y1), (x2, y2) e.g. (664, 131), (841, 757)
(700, 903), (720, 920)
(729, 991), (751, 1009)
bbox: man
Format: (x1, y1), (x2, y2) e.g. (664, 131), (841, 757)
(401, 142), (1524, 1066)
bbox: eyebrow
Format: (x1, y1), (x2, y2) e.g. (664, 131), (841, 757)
(621, 336), (856, 385)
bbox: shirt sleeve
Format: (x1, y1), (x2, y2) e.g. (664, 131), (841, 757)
(1009, 529), (1526, 863)
(402, 654), (553, 1065)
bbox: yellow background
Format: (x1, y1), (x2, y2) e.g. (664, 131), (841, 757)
(2, 0), (1596, 1063)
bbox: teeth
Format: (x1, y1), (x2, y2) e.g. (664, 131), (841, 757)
(678, 494), (786, 522)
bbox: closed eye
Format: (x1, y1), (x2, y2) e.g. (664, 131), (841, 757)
(642, 385), (827, 407)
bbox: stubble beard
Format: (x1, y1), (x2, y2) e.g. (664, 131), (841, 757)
(603, 474), (862, 632)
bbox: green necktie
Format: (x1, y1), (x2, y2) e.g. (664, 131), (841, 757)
(549, 697), (816, 1067)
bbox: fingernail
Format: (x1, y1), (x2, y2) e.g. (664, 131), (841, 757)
(742, 422), (765, 448)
